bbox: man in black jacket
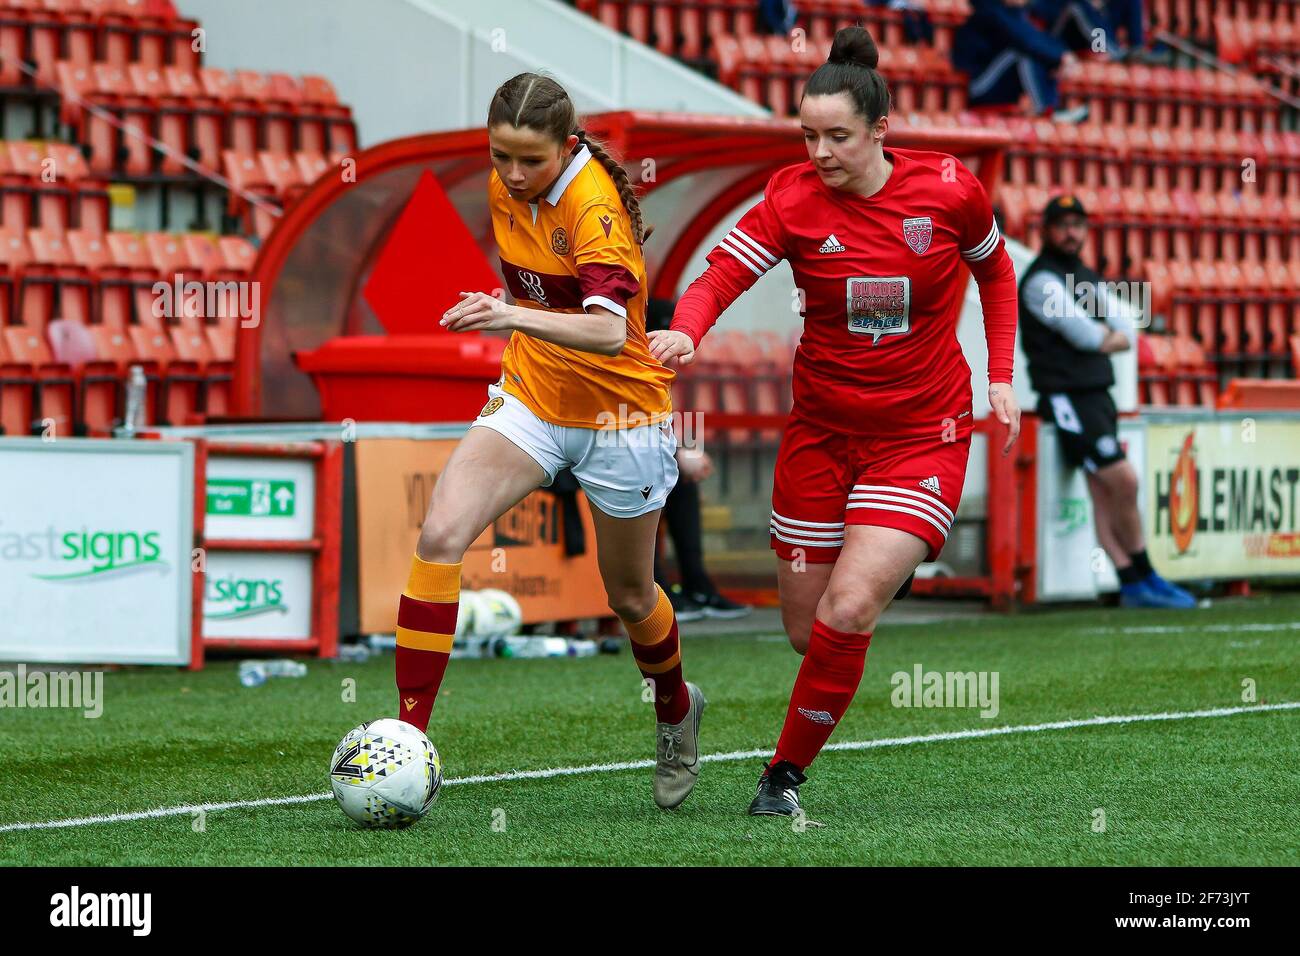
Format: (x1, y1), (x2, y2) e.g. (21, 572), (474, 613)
(1021, 196), (1195, 608)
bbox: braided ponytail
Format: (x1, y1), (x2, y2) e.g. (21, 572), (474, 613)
(488, 72), (652, 245)
(574, 129), (652, 244)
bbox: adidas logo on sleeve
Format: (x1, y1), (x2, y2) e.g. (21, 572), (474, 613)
(919, 475), (942, 495)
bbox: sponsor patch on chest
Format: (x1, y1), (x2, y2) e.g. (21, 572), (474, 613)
(846, 276), (911, 344)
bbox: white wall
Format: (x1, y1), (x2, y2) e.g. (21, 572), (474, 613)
(178, 0), (764, 148)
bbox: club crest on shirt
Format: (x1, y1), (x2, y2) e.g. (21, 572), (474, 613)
(551, 227), (569, 256)
(902, 216), (933, 255)
(846, 275), (912, 345)
(598, 214), (613, 238)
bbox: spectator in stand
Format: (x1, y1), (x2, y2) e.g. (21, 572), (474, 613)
(1035, 0), (1151, 60)
(1020, 196), (1196, 609)
(866, 0), (934, 46)
(647, 297), (752, 621)
(757, 0), (798, 35)
(951, 0), (1089, 122)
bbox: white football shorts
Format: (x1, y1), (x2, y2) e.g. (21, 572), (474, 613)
(469, 382), (678, 518)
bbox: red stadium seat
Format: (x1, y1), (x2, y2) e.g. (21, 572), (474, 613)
(26, 228), (93, 328)
(221, 150), (280, 237)
(6, 142), (70, 235)
(233, 69), (296, 156)
(103, 231), (158, 329)
(1138, 334), (1171, 407)
(0, 330), (40, 435)
(47, 316), (121, 433)
(0, 227), (33, 326)
(0, 8), (27, 87)
(259, 150), (303, 200)
(1170, 336), (1217, 406)
(163, 65), (226, 174)
(127, 323), (202, 424)
(0, 146), (35, 234)
(216, 235), (257, 279)
(294, 151), (331, 192)
(181, 233), (223, 282)
(2, 325), (75, 436)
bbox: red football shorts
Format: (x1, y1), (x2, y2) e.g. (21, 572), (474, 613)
(769, 416), (973, 564)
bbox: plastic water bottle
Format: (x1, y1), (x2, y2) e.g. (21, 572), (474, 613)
(264, 659), (308, 678)
(451, 636), (491, 660)
(492, 636), (570, 658)
(238, 661), (268, 688)
(367, 634), (397, 653)
(566, 639), (598, 658)
(336, 644), (371, 664)
(239, 659), (306, 686)
(121, 364), (147, 437)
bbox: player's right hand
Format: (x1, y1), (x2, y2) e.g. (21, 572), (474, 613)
(647, 329), (696, 368)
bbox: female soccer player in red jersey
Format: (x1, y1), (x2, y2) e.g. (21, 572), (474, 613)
(650, 27), (1022, 816)
(397, 73), (706, 810)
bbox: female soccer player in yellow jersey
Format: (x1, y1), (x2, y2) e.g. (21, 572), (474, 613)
(392, 72), (706, 810)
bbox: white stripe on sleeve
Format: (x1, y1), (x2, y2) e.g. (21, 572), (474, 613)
(961, 221), (1001, 262)
(717, 236), (766, 276)
(729, 227), (778, 267)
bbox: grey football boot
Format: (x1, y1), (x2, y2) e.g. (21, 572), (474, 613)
(653, 682), (707, 809)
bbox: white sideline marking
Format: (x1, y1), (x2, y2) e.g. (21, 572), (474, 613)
(2, 702), (1296, 834)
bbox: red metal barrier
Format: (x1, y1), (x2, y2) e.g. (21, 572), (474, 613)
(190, 439), (342, 667)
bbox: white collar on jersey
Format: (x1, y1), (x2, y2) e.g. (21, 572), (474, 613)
(528, 144), (592, 224)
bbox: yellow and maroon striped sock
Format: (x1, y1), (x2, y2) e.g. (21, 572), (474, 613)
(622, 585), (689, 724)
(394, 555), (461, 733)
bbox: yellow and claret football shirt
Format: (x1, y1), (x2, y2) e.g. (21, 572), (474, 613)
(489, 143), (674, 429)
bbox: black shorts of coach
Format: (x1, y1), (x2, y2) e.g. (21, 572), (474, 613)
(1036, 388), (1126, 473)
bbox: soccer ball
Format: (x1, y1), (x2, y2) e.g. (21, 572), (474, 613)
(454, 590), (478, 640)
(329, 718), (443, 828)
(472, 588), (523, 639)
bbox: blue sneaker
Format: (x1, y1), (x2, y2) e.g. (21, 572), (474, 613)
(1143, 572), (1197, 609)
(1119, 575), (1195, 609)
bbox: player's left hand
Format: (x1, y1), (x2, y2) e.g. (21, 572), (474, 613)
(989, 382), (1021, 457)
(441, 291), (516, 332)
(677, 447), (713, 483)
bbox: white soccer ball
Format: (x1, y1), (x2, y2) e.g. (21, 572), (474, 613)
(329, 718), (443, 828)
(472, 588), (523, 639)
(454, 590), (480, 640)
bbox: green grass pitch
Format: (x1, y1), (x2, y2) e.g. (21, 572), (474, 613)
(4, 594), (1298, 866)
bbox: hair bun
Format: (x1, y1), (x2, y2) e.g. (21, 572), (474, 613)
(828, 26), (879, 70)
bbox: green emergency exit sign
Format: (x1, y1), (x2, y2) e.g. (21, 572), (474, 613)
(207, 479), (297, 517)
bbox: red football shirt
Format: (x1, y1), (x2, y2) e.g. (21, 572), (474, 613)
(672, 147), (1017, 437)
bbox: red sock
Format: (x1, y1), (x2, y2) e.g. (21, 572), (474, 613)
(394, 556), (461, 733)
(622, 585), (689, 724)
(771, 618), (871, 771)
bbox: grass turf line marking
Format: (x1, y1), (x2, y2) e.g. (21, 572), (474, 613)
(3, 701), (1296, 834)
